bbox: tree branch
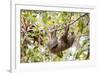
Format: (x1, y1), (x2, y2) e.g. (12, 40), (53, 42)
(51, 13), (89, 32)
(26, 13), (89, 33)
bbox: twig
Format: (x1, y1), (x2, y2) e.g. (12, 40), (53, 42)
(53, 13), (89, 32)
(26, 13), (88, 33)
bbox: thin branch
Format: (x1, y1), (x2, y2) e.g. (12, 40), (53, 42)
(53, 13), (89, 32)
(26, 13), (89, 33)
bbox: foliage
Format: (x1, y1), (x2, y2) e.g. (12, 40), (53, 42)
(20, 10), (90, 63)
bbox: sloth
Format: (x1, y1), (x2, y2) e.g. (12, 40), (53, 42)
(47, 25), (75, 54)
